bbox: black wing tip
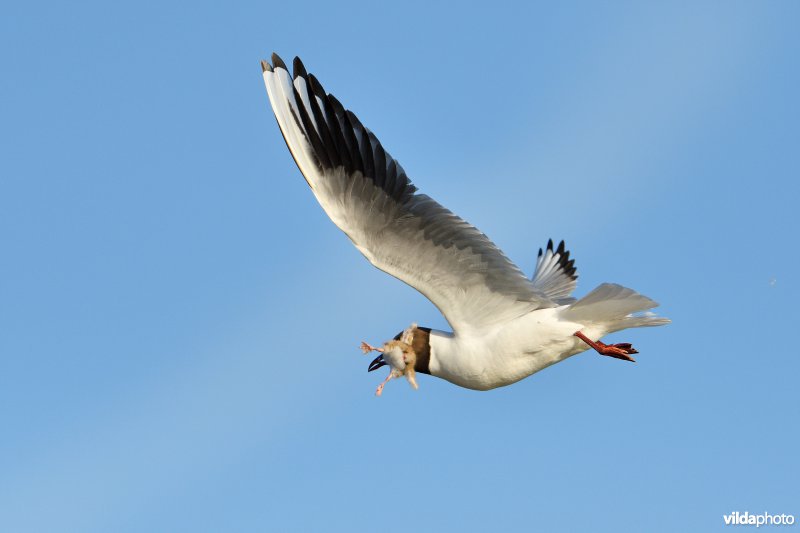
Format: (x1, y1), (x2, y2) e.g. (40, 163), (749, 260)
(293, 56), (307, 79)
(260, 59), (272, 73)
(329, 94), (347, 118)
(271, 52), (287, 71)
(346, 109), (365, 130)
(269, 54), (416, 203)
(328, 93), (343, 108)
(564, 261), (578, 280)
(558, 240), (577, 280)
(542, 238), (578, 280)
(307, 73), (327, 99)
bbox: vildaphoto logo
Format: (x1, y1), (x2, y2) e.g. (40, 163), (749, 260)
(723, 512), (796, 527)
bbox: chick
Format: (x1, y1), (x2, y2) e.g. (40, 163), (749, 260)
(361, 323), (419, 396)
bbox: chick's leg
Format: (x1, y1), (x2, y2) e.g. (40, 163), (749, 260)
(375, 372), (394, 397)
(360, 342), (384, 354)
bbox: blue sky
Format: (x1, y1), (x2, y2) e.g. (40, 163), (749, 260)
(2, 1), (798, 531)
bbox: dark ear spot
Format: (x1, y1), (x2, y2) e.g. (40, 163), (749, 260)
(392, 330), (404, 341)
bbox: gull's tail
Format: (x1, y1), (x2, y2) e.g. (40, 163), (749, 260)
(562, 283), (670, 331)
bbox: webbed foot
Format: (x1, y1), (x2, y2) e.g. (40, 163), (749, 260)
(574, 331), (638, 363)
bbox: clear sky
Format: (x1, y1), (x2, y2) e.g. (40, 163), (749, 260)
(2, 1), (798, 531)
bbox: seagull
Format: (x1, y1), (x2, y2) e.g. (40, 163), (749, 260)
(260, 53), (670, 395)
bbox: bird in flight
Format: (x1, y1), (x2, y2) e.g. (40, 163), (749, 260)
(260, 53), (669, 396)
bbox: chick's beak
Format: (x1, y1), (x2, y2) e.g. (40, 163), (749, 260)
(368, 354), (387, 372)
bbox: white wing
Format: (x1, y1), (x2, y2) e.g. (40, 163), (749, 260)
(261, 54), (554, 333)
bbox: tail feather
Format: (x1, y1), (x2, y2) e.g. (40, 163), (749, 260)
(563, 283), (670, 329)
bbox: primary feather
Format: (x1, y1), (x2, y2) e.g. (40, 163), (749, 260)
(531, 239), (578, 302)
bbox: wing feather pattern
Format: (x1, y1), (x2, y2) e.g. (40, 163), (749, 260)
(531, 239), (578, 303)
(262, 54), (554, 333)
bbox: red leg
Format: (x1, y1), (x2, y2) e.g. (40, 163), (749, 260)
(574, 331), (638, 362)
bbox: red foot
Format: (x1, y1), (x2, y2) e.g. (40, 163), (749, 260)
(574, 331), (638, 362)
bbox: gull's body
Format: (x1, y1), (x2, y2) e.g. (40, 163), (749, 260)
(261, 53), (669, 393)
(426, 310), (593, 391)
